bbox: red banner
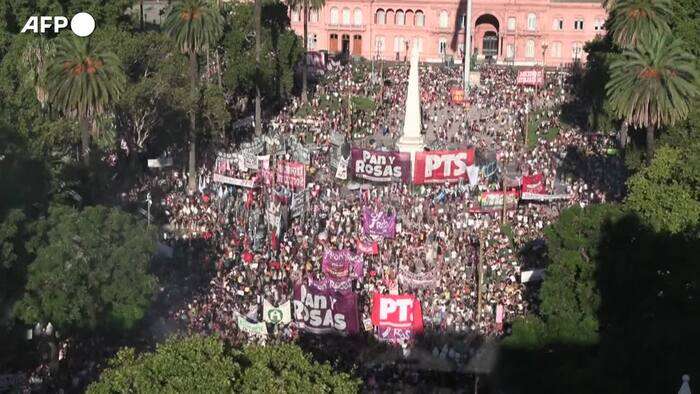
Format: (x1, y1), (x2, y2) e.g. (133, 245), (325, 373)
(356, 239), (379, 255)
(276, 161), (306, 189)
(522, 174), (545, 194)
(516, 70), (544, 86)
(371, 293), (423, 333)
(413, 149), (475, 185)
(450, 88), (465, 105)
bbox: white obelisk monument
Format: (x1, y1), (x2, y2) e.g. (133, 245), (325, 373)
(396, 41), (425, 155)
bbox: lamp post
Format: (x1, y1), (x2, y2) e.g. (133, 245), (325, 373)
(146, 192), (152, 228)
(463, 0), (472, 91)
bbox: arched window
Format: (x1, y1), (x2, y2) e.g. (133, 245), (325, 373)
(376, 9), (385, 25)
(405, 10), (414, 26)
(330, 8), (339, 25)
(354, 8), (362, 25)
(291, 9), (300, 22)
(342, 8), (351, 25)
(439, 10), (448, 28)
(527, 13), (537, 31)
(309, 10), (319, 23)
(525, 39), (535, 57)
(415, 11), (425, 27)
(395, 10), (405, 26)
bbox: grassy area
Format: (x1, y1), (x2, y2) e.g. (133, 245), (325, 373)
(500, 223), (516, 248)
(352, 96), (376, 112)
(526, 113), (560, 150)
(295, 94), (342, 118)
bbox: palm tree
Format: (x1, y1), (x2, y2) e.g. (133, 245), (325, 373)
(287, 0), (325, 103)
(606, 34), (699, 161)
(164, 0), (224, 192)
(607, 0), (673, 48)
(22, 38), (55, 109)
(47, 36), (125, 166)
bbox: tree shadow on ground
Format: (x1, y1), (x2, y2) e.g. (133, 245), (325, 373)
(558, 145), (627, 202)
(496, 212), (699, 394)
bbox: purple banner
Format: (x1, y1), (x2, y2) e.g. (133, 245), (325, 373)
(362, 208), (396, 238)
(322, 250), (363, 281)
(350, 148), (410, 183)
(292, 283), (360, 335)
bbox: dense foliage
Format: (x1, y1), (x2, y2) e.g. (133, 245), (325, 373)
(87, 337), (361, 393)
(14, 205), (157, 332)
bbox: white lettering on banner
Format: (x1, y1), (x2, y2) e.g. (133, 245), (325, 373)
(425, 152), (469, 178)
(379, 298), (413, 321)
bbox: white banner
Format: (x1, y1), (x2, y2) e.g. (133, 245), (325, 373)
(212, 173), (257, 188)
(520, 192), (571, 201)
(147, 157), (174, 168)
(263, 300), (292, 325)
(335, 156), (349, 180)
(467, 165), (480, 186)
(521, 269), (545, 283)
(237, 315), (268, 336)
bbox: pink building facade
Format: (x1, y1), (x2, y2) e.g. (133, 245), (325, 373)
(290, 0), (606, 66)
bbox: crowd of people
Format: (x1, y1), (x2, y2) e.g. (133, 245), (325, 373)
(104, 59), (625, 388)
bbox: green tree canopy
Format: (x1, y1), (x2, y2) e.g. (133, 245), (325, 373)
(87, 335), (238, 393)
(538, 204), (624, 345)
(607, 0), (673, 48)
(625, 145), (700, 234)
(606, 34), (699, 158)
(87, 338), (361, 393)
(234, 343), (361, 393)
(13, 205), (157, 333)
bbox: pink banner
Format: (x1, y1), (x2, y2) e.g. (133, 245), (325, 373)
(516, 70), (544, 86)
(322, 249), (364, 285)
(362, 208), (396, 238)
(276, 161), (306, 189)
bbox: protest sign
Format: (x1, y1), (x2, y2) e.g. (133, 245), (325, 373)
(362, 208), (396, 238)
(398, 268), (438, 289)
(371, 293), (424, 332)
(350, 149), (410, 183)
(292, 283), (360, 335)
(356, 239), (379, 255)
(322, 249), (364, 285)
(276, 161), (306, 189)
(263, 300), (292, 325)
(335, 155), (349, 180)
(213, 173), (257, 188)
(516, 70), (544, 86)
(147, 157), (173, 168)
(475, 191), (519, 211)
(521, 174), (545, 194)
(330, 131), (345, 146)
(237, 315), (268, 336)
(450, 87), (465, 105)
(290, 189), (307, 218)
(242, 151), (259, 171)
(413, 149), (475, 184)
